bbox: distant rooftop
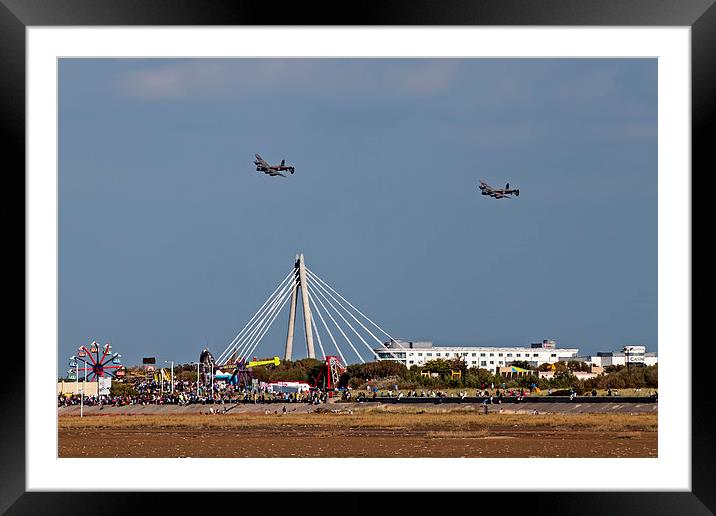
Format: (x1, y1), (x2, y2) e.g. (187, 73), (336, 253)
(383, 339), (433, 349)
(379, 339), (578, 351)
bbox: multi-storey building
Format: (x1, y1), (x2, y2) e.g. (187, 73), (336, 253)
(375, 339), (579, 373)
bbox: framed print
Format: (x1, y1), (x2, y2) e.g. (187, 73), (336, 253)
(6, 0), (710, 513)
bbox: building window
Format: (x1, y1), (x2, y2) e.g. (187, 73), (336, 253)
(551, 353), (556, 357)
(409, 360), (414, 364)
(472, 353), (476, 357)
(481, 361), (487, 366)
(516, 353), (521, 357)
(437, 353), (441, 356)
(427, 353), (432, 357)
(498, 353), (503, 357)
(480, 353), (486, 357)
(533, 353), (539, 357)
(490, 353), (494, 357)
(380, 353), (406, 359)
(418, 353), (423, 357)
(506, 353), (512, 357)
(489, 361), (494, 365)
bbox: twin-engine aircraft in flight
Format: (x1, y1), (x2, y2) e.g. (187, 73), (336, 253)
(252, 156), (522, 201)
(254, 154), (295, 177)
(479, 180), (520, 199)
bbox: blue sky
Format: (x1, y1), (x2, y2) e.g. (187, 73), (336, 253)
(58, 58), (657, 372)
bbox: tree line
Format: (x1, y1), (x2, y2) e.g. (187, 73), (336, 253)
(98, 358), (657, 395)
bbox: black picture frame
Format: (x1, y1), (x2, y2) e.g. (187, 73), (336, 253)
(5, 1), (708, 514)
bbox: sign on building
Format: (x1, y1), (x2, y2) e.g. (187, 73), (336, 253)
(625, 355), (645, 363)
(623, 345), (646, 364)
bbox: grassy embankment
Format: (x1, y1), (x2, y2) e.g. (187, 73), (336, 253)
(58, 411), (657, 433)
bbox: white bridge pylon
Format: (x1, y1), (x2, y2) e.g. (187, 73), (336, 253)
(216, 254), (407, 366)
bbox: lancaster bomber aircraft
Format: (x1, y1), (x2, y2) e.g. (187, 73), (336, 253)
(254, 154), (295, 177)
(479, 180), (520, 199)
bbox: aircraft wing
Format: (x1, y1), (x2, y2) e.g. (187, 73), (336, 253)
(270, 170), (286, 177)
(255, 154), (269, 167)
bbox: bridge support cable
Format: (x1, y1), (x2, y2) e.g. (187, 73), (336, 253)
(305, 268), (404, 361)
(306, 284), (348, 365)
(217, 269), (297, 364)
(241, 284), (296, 361)
(233, 276), (299, 360)
(306, 282), (365, 364)
(217, 268), (296, 364)
(311, 322), (326, 360)
(307, 287), (346, 365)
(307, 296), (327, 359)
(305, 267), (407, 360)
(221, 273), (297, 364)
(236, 278), (297, 361)
(305, 267), (404, 347)
(306, 281), (381, 363)
(306, 282), (380, 364)
(218, 271), (298, 364)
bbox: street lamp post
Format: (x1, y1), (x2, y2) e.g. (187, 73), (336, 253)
(81, 358), (87, 418)
(164, 360), (175, 393)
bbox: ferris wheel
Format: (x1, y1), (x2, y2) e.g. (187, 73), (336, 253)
(69, 341), (125, 381)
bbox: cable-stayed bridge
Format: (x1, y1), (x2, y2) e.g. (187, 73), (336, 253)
(215, 254), (407, 367)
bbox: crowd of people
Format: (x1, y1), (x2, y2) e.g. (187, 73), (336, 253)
(58, 378), (333, 408)
(347, 387), (531, 402)
(58, 377), (657, 408)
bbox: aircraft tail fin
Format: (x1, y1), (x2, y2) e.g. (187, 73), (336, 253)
(505, 183), (510, 189)
(281, 159), (285, 166)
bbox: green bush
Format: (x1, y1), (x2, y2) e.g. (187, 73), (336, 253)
(348, 361), (410, 380)
(582, 365), (657, 390)
(547, 371), (578, 388)
(565, 361), (590, 372)
(110, 382), (138, 397)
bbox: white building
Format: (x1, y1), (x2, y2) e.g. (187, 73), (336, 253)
(572, 345), (657, 368)
(375, 339), (579, 373)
